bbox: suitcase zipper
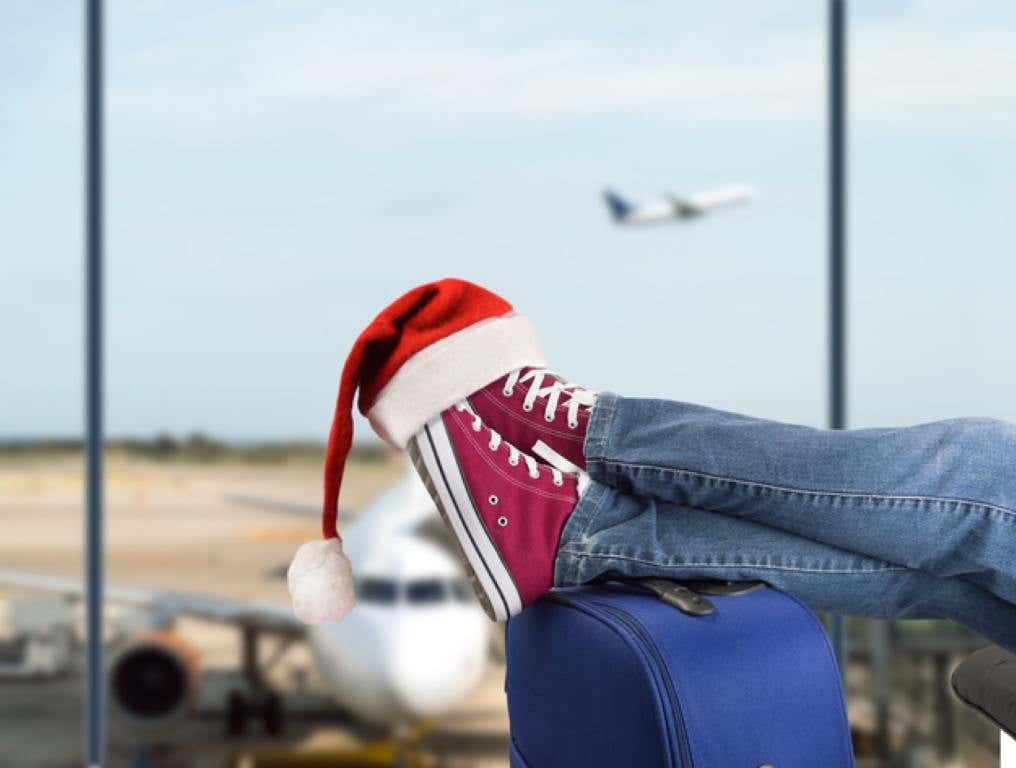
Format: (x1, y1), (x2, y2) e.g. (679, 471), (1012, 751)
(596, 604), (693, 768)
(569, 598), (693, 768)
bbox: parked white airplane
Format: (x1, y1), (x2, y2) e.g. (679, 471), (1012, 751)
(603, 185), (753, 225)
(0, 468), (490, 738)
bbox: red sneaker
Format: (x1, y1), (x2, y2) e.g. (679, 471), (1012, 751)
(408, 402), (578, 621)
(467, 368), (596, 476)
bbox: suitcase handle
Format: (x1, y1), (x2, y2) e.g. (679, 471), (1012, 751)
(609, 577), (769, 617)
(630, 579), (715, 616)
(674, 579), (768, 597)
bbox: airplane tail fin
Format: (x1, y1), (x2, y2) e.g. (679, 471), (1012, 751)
(602, 190), (632, 221)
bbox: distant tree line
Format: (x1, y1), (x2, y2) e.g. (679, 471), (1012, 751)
(0, 433), (389, 463)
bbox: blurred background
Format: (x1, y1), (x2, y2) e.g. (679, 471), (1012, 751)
(2, 1), (1015, 766)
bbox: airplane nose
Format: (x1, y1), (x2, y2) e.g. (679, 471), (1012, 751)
(389, 636), (484, 717)
(390, 661), (470, 717)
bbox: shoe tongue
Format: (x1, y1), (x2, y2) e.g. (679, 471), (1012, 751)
(533, 440), (583, 476)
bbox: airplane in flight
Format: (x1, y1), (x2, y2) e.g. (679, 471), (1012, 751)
(603, 185), (753, 225)
(0, 467), (491, 742)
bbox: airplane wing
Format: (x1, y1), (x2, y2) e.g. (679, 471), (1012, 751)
(223, 493), (355, 520)
(224, 493), (320, 516)
(0, 570), (305, 637)
(225, 463), (433, 531)
(678, 185), (753, 214)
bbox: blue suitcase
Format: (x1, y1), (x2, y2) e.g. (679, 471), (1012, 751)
(505, 580), (854, 768)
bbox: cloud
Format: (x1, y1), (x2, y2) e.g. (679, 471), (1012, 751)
(851, 23), (1016, 136)
(105, 5), (1016, 145)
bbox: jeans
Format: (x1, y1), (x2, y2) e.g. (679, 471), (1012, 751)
(554, 393), (1016, 652)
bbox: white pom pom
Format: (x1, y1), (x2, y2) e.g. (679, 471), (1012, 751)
(287, 538), (356, 624)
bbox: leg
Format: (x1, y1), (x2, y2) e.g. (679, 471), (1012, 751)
(585, 394), (1016, 607)
(555, 480), (1016, 652)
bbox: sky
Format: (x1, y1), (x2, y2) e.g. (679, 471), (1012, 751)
(2, 1), (1015, 442)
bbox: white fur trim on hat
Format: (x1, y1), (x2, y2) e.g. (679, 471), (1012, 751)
(366, 313), (546, 448)
(288, 538), (356, 624)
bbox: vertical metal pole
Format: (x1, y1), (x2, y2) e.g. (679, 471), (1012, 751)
(85, 0), (105, 765)
(870, 621), (892, 761)
(828, 0), (849, 675)
(829, 8), (847, 431)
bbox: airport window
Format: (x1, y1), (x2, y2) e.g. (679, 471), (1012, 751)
(6, 3), (1016, 766)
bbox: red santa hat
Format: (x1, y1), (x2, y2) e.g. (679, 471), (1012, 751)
(288, 277), (546, 624)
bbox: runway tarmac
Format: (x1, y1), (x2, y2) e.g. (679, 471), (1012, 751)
(0, 452), (509, 768)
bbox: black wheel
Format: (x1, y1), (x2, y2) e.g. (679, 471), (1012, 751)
(226, 689), (247, 736)
(262, 691), (283, 736)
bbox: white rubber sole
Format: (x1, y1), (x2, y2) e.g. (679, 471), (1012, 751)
(408, 415), (523, 622)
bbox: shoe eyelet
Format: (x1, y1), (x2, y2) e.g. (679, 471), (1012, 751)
(529, 470), (540, 480)
(508, 456), (519, 467)
(567, 419), (578, 429)
(472, 422), (482, 433)
(488, 494), (499, 505)
(488, 441), (497, 451)
(502, 387), (513, 397)
(522, 403), (533, 412)
(544, 413), (554, 423)
(497, 516), (508, 528)
(553, 477), (563, 487)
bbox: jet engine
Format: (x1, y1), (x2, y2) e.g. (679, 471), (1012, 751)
(109, 631), (202, 731)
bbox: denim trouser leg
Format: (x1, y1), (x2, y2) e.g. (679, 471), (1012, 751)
(580, 393), (1016, 609)
(554, 480), (1016, 652)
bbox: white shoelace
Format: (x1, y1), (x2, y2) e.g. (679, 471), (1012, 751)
(454, 401), (564, 486)
(503, 368), (596, 429)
